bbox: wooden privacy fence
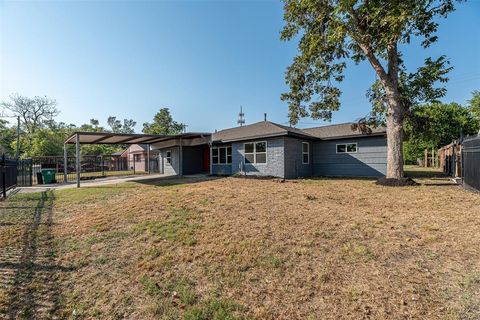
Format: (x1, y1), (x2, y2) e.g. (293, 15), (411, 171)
(438, 140), (462, 178)
(438, 135), (480, 192)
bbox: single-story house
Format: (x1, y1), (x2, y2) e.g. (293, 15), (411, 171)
(120, 144), (159, 172)
(150, 120), (387, 178)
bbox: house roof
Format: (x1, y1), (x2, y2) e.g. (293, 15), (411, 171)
(212, 121), (317, 143)
(302, 123), (386, 140)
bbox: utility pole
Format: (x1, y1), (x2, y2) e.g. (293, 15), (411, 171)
(237, 106), (245, 127)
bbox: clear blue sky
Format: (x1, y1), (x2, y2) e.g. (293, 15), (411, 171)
(1, 1), (479, 132)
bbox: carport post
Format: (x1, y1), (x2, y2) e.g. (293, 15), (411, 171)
(147, 144), (151, 174)
(209, 142), (213, 175)
(63, 143), (68, 183)
(76, 133), (80, 188)
(179, 138), (183, 177)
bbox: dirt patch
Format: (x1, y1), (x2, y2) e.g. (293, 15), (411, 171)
(376, 177), (419, 186)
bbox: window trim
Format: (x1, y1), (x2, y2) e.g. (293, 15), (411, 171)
(302, 142), (310, 164)
(336, 143), (358, 154)
(165, 150), (172, 164)
(212, 146), (232, 165)
(244, 141), (267, 164)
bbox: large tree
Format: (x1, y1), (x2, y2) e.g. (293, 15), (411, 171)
(143, 108), (185, 135)
(0, 119), (16, 157)
(0, 94), (59, 135)
(281, 0), (457, 180)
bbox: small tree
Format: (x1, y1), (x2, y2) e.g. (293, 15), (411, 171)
(143, 108), (185, 135)
(281, 0), (457, 180)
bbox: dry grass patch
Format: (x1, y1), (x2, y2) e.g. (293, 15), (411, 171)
(1, 176), (479, 319)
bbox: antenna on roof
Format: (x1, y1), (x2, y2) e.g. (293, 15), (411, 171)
(237, 106), (245, 127)
(264, 113), (267, 122)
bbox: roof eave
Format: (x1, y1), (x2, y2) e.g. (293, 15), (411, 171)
(318, 132), (387, 140)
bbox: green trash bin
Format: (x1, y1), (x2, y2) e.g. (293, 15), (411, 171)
(41, 169), (57, 184)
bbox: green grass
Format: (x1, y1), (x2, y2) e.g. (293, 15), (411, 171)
(54, 184), (134, 205)
(184, 298), (244, 320)
(404, 165), (447, 178)
(341, 241), (375, 261)
(133, 208), (199, 246)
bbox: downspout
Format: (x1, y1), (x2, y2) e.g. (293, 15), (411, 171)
(63, 143), (68, 183)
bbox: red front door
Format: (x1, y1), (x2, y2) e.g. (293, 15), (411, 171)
(203, 146), (210, 172)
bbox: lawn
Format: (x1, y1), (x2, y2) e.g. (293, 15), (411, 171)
(0, 173), (479, 319)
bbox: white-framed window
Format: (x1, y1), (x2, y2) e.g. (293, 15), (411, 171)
(134, 154), (141, 162)
(166, 150), (172, 164)
(302, 142), (309, 164)
(212, 146), (232, 164)
(244, 141), (267, 164)
(336, 143), (357, 154)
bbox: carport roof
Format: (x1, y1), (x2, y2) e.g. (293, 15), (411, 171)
(64, 132), (211, 145)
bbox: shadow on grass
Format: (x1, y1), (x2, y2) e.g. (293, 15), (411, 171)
(404, 166), (448, 179)
(133, 175), (223, 187)
(0, 191), (73, 319)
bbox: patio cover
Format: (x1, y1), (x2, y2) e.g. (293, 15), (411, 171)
(64, 132), (169, 145)
(63, 132), (211, 188)
(64, 132), (211, 145)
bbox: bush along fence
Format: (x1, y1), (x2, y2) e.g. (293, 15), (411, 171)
(438, 134), (480, 192)
(1, 155), (18, 199)
(15, 155), (160, 186)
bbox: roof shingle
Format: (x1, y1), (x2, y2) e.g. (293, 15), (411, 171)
(212, 121), (316, 143)
(302, 123), (386, 140)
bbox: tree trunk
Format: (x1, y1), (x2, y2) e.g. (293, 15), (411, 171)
(385, 96), (404, 179)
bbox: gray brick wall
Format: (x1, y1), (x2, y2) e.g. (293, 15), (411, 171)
(230, 138), (285, 178)
(212, 164), (232, 175)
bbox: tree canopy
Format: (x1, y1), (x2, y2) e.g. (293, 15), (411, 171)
(142, 108), (185, 135)
(404, 100), (479, 163)
(281, 0), (458, 179)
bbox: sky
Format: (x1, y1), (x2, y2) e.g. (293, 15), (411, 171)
(1, 0), (479, 133)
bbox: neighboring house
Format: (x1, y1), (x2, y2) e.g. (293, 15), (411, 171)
(122, 144), (159, 172)
(150, 120), (387, 178)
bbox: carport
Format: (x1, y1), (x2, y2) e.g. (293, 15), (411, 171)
(64, 132), (211, 188)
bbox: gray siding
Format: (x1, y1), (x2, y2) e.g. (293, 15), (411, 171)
(284, 137), (314, 179)
(160, 147), (180, 176)
(312, 136), (387, 177)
